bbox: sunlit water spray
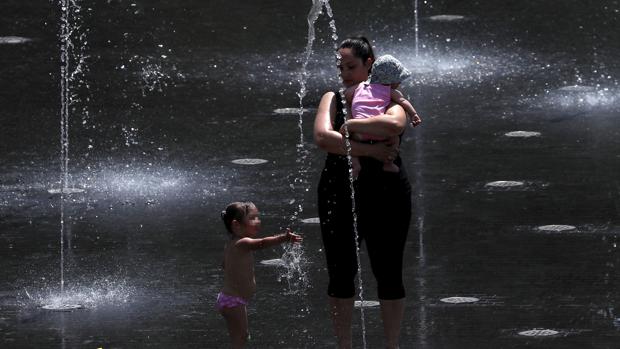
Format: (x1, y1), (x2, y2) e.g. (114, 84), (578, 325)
(46, 0), (89, 311)
(22, 279), (136, 310)
(414, 0), (419, 57)
(276, 0), (329, 297)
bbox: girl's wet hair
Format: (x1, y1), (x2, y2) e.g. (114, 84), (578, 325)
(338, 36), (375, 73)
(221, 201), (255, 234)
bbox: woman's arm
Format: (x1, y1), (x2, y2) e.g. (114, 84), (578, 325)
(340, 102), (407, 138)
(313, 92), (398, 162)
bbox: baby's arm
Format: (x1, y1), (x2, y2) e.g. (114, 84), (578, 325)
(236, 229), (302, 251)
(391, 89), (422, 127)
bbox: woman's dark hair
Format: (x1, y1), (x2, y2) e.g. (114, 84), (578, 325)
(221, 201), (255, 234)
(338, 36), (375, 73)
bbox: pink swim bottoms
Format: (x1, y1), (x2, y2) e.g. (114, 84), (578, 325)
(216, 292), (248, 310)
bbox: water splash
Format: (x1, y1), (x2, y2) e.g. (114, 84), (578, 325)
(278, 243), (310, 293)
(22, 279), (135, 310)
(279, 0), (327, 297)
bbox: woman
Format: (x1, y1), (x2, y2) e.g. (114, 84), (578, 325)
(313, 37), (413, 349)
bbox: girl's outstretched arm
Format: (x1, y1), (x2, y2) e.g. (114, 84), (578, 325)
(314, 92), (398, 163)
(236, 230), (302, 251)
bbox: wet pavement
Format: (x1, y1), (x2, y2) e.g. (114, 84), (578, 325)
(1, 0), (620, 347)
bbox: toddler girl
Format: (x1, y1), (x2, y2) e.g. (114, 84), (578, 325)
(217, 201), (302, 348)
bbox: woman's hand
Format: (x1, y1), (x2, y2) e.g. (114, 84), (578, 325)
(338, 120), (352, 137)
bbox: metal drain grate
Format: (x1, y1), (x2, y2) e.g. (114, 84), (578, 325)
(42, 304), (84, 311)
(485, 181), (525, 188)
(354, 300), (380, 308)
(505, 131), (541, 138)
(440, 297), (480, 304)
(537, 225), (576, 232)
(231, 158), (268, 165)
(518, 329), (559, 337)
(260, 259), (285, 266)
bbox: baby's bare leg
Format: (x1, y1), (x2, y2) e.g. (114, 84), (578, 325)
(220, 305), (249, 348)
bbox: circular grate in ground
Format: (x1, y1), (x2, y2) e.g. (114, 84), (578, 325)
(428, 15), (465, 21)
(485, 181), (525, 188)
(518, 329), (559, 337)
(47, 187), (86, 194)
(354, 300), (380, 308)
(41, 303), (84, 311)
(537, 225), (576, 232)
(440, 297), (480, 304)
(260, 259), (285, 266)
(0, 36), (32, 44)
(231, 158), (268, 165)
(505, 131), (541, 138)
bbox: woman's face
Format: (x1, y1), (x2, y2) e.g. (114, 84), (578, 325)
(337, 48), (372, 87)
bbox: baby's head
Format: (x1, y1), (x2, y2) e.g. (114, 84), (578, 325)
(369, 54), (411, 85)
(221, 201), (258, 237)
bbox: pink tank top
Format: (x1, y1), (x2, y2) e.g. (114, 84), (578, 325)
(351, 83), (391, 140)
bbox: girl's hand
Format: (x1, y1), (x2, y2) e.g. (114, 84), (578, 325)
(283, 229), (303, 243)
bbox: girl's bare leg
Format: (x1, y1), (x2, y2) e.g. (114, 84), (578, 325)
(329, 297), (354, 349)
(220, 305), (249, 349)
(380, 298), (404, 349)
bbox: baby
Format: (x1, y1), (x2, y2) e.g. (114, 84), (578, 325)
(344, 54), (422, 177)
(217, 201), (302, 348)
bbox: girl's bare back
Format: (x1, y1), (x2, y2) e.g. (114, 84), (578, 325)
(222, 241), (256, 300)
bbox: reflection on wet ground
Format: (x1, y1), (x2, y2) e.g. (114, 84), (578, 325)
(1, 0), (620, 347)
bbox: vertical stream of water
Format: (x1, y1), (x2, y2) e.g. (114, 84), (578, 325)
(294, 0), (367, 346)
